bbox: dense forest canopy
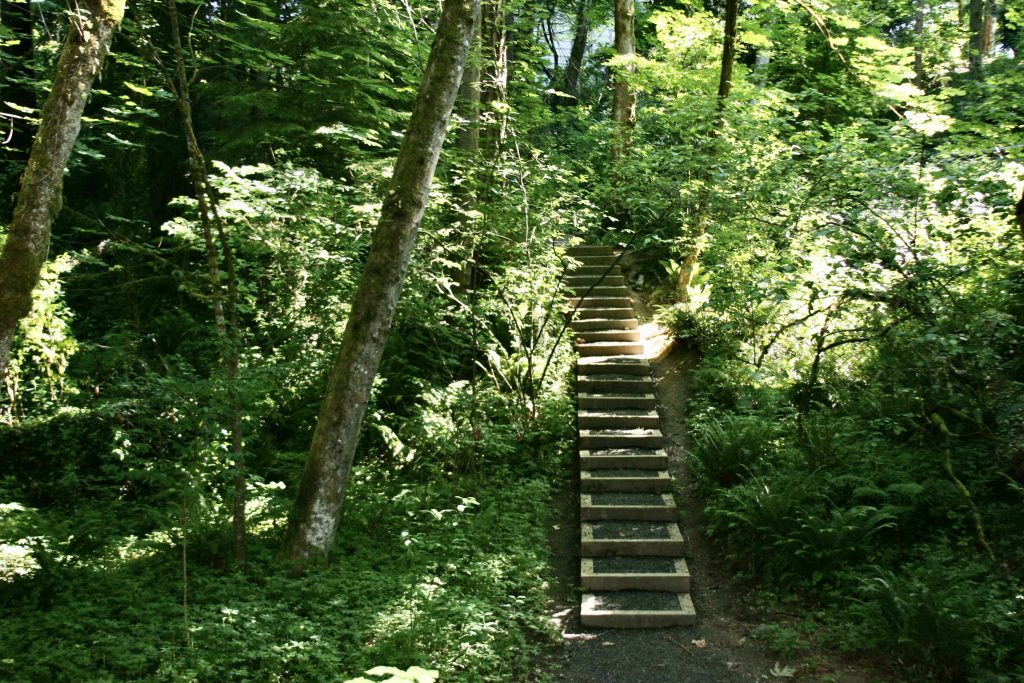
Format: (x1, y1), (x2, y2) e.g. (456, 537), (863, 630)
(1, 0), (1023, 680)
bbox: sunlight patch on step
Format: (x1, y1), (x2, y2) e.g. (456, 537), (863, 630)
(638, 320), (673, 360)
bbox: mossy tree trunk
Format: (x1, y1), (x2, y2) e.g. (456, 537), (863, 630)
(282, 0), (480, 564)
(611, 0), (636, 154)
(0, 0), (125, 392)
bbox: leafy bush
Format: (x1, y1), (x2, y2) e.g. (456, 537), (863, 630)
(0, 408), (115, 505)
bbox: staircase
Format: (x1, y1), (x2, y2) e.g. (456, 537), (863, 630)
(567, 245), (696, 628)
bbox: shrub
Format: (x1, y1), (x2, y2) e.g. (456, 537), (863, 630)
(689, 413), (781, 490)
(842, 549), (1024, 680)
(0, 408), (116, 505)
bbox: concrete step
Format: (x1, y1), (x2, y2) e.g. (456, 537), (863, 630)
(574, 307), (634, 320)
(570, 254), (619, 266)
(577, 341), (644, 356)
(578, 375), (654, 393)
(581, 492), (676, 521)
(580, 592), (696, 628)
(581, 468), (672, 492)
(578, 409), (660, 429)
(575, 329), (642, 344)
(567, 245), (615, 257)
(567, 274), (626, 287)
(567, 296), (632, 309)
(580, 448), (668, 470)
(580, 429), (663, 450)
(577, 355), (649, 375)
(569, 285), (630, 297)
(578, 393), (656, 410)
(581, 521), (685, 556)
(571, 318), (640, 332)
(581, 557), (691, 592)
(573, 265), (623, 277)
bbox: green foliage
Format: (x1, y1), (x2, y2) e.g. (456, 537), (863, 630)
(842, 549), (1024, 680)
(4, 255), (80, 420)
(646, 8), (1024, 666)
(3, 0), (1024, 679)
(689, 413), (781, 490)
(750, 621), (814, 660)
(0, 408), (115, 505)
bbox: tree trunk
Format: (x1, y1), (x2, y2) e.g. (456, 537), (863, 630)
(282, 0), (480, 564)
(454, 1), (482, 289)
(611, 0), (636, 152)
(0, 0), (125, 390)
(167, 0), (247, 565)
(914, 0), (925, 88)
(968, 0), (985, 73)
(981, 2), (996, 54)
(455, 2), (482, 156)
(678, 0), (738, 300)
(1015, 186), (1024, 241)
(559, 0), (590, 105)
(480, 0), (508, 155)
(716, 0), (738, 102)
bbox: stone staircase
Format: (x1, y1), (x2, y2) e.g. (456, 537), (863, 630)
(566, 244), (696, 628)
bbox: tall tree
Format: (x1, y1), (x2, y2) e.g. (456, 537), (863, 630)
(455, 2), (483, 157)
(716, 0), (739, 102)
(0, 0), (126, 391)
(163, 0), (247, 565)
(914, 0), (925, 87)
(559, 0), (590, 105)
(282, 0), (481, 563)
(611, 0), (636, 150)
(677, 0), (738, 299)
(480, 0), (508, 154)
(967, 0), (994, 73)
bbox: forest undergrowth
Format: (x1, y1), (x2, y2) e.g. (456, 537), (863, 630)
(1, 424), (572, 681)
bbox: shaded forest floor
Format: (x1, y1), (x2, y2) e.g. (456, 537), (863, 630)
(539, 290), (896, 683)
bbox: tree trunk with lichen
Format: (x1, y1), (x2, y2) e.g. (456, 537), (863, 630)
(0, 0), (125, 393)
(611, 0), (636, 155)
(282, 0), (480, 564)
